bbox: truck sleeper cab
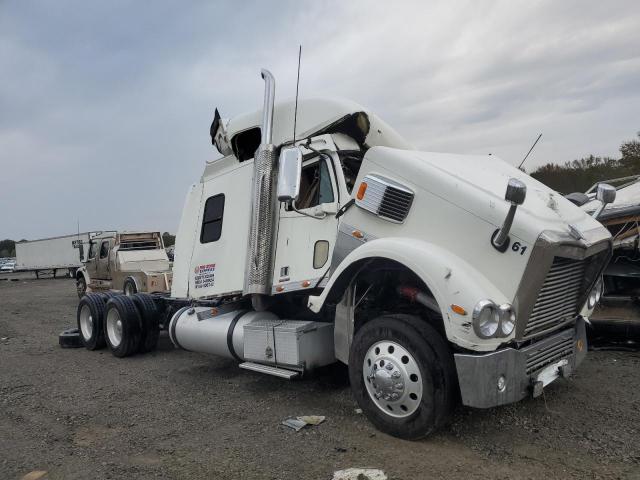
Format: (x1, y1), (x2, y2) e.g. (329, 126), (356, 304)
(77, 70), (613, 440)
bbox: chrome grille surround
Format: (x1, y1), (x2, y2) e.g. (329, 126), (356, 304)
(355, 174), (414, 223)
(513, 228), (612, 341)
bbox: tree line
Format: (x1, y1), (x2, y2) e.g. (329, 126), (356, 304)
(529, 131), (640, 194)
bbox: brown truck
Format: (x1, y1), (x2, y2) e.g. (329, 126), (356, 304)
(75, 231), (172, 297)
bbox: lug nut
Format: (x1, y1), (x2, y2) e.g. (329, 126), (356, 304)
(385, 363), (393, 371)
(395, 383), (404, 390)
(392, 371), (401, 378)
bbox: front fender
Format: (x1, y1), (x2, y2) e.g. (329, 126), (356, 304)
(77, 266), (90, 283)
(308, 237), (511, 351)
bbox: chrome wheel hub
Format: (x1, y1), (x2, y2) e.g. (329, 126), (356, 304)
(79, 305), (93, 340)
(106, 309), (123, 347)
(363, 340), (423, 418)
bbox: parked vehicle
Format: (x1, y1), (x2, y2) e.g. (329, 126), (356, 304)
(15, 233), (91, 278)
(0, 260), (16, 272)
(569, 176), (640, 340)
(76, 69), (614, 439)
(75, 231), (172, 297)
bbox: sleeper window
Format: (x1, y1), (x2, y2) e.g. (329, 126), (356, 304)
(296, 159), (335, 210)
(99, 241), (109, 259)
(201, 194), (225, 243)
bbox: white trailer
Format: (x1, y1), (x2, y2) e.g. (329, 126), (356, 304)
(74, 69), (616, 439)
(16, 233), (91, 278)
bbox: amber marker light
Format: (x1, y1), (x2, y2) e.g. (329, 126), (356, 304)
(352, 230), (364, 239)
(576, 339), (584, 352)
(356, 182), (368, 200)
(451, 304), (467, 316)
(302, 280), (311, 288)
(275, 286), (284, 292)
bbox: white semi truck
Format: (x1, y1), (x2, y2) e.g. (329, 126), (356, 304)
(76, 70), (614, 439)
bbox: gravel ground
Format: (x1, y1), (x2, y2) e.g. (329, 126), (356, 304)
(1, 275), (639, 480)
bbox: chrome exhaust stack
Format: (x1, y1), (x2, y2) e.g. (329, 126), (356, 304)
(244, 70), (278, 306)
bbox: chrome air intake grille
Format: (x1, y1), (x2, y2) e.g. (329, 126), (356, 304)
(525, 335), (574, 374)
(356, 174), (414, 223)
(524, 257), (587, 338)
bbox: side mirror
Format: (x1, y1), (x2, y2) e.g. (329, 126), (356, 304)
(492, 178), (527, 252)
(505, 178), (527, 205)
(277, 147), (302, 202)
(592, 183), (616, 219)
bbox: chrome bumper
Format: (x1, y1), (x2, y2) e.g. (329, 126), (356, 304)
(454, 318), (588, 409)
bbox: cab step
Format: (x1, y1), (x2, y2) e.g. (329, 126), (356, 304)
(239, 362), (300, 379)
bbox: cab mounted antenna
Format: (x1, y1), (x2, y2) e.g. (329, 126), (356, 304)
(293, 45), (302, 144)
(518, 133), (542, 170)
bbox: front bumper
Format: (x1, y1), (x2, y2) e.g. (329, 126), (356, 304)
(454, 317), (588, 408)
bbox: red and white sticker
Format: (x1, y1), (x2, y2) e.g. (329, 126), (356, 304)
(194, 263), (216, 289)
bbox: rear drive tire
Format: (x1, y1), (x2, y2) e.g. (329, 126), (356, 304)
(76, 275), (87, 298)
(123, 278), (138, 296)
(77, 293), (107, 350)
(131, 293), (160, 353)
(348, 314), (458, 439)
(104, 296), (142, 357)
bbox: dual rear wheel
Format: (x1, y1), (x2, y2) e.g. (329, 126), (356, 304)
(76, 292), (160, 357)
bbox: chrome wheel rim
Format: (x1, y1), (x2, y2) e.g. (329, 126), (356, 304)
(363, 340), (423, 418)
(106, 308), (123, 347)
(79, 305), (93, 340)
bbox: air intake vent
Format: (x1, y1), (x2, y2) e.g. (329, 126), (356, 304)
(355, 174), (414, 223)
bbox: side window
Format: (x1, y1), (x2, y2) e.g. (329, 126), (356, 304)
(201, 194), (225, 243)
(297, 159), (335, 210)
(88, 242), (96, 259)
(99, 241), (109, 259)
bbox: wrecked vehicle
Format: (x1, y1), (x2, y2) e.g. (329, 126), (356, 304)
(76, 231), (172, 297)
(570, 176), (640, 340)
(75, 69), (613, 439)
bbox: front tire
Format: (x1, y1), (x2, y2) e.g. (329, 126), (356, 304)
(349, 314), (457, 439)
(123, 277), (138, 296)
(76, 275), (87, 298)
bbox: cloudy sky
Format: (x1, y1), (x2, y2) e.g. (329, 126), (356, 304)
(1, 0), (639, 240)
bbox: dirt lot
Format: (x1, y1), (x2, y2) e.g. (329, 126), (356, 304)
(1, 275), (639, 480)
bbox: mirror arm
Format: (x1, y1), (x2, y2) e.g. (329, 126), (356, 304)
(290, 200), (327, 220)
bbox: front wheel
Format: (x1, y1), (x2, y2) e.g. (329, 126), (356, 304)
(349, 314), (458, 439)
(76, 275), (87, 298)
(123, 277), (138, 296)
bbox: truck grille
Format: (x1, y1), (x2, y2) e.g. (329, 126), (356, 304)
(524, 257), (586, 338)
(526, 335), (574, 374)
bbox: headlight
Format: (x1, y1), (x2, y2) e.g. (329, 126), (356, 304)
(473, 300), (516, 338)
(499, 304), (516, 336)
(473, 300), (500, 338)
(587, 277), (604, 309)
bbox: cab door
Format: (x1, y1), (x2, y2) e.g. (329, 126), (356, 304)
(85, 241), (99, 279)
(95, 240), (111, 279)
(272, 153), (339, 291)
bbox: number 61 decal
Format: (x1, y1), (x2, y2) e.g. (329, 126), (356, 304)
(512, 242), (527, 255)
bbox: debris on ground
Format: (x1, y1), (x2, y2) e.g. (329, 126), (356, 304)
(354, 408), (362, 414)
(282, 415), (326, 431)
(21, 471), (48, 480)
(332, 467), (387, 480)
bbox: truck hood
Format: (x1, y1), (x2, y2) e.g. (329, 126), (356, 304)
(367, 148), (605, 243)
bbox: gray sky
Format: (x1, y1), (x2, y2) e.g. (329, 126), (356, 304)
(1, 0), (639, 240)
